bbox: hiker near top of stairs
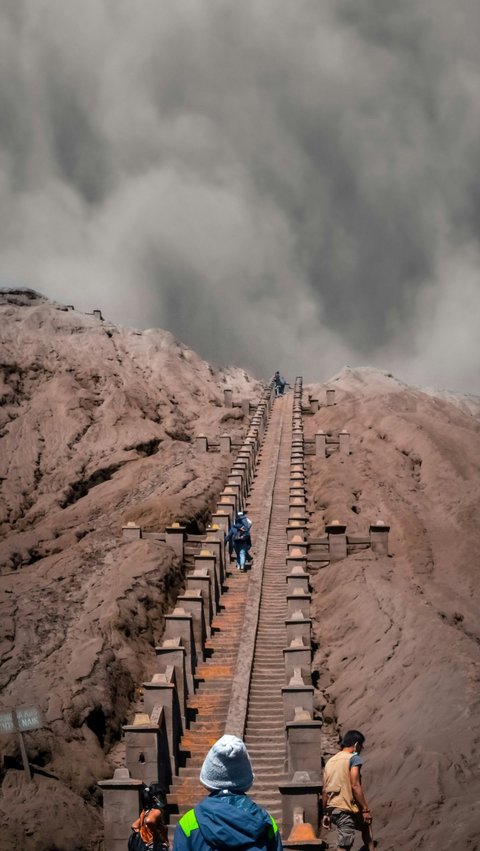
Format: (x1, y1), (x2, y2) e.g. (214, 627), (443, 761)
(272, 371), (287, 397)
(322, 730), (374, 851)
(173, 735), (282, 851)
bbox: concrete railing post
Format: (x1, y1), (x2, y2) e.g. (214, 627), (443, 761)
(219, 434), (232, 453)
(286, 589), (311, 619)
(98, 769), (143, 851)
(326, 388), (335, 406)
(143, 670), (183, 774)
(155, 639), (188, 726)
(186, 570), (213, 636)
(287, 521), (307, 543)
(195, 435), (208, 452)
(177, 590), (206, 663)
(163, 609), (196, 693)
(123, 707), (171, 789)
(370, 520), (390, 554)
(164, 524), (186, 561)
(204, 529), (226, 584)
(211, 511), (230, 535)
(326, 521), (347, 561)
(278, 773), (323, 842)
(339, 430), (350, 456)
(285, 613), (312, 647)
(286, 709), (322, 777)
(241, 399), (251, 417)
(287, 535), (307, 557)
(282, 670), (314, 723)
(284, 638), (311, 683)
(122, 522), (142, 540)
(315, 432), (326, 458)
(286, 565), (310, 595)
(224, 389), (233, 408)
(194, 551), (220, 612)
(220, 489), (239, 517)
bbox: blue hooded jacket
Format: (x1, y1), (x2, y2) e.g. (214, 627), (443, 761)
(173, 792), (282, 851)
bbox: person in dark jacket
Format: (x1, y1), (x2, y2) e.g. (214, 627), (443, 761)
(225, 515), (252, 571)
(272, 372), (287, 397)
(173, 735), (282, 851)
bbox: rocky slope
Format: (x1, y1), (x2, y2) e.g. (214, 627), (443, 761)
(1, 294), (479, 851)
(305, 367), (480, 851)
(0, 289), (261, 851)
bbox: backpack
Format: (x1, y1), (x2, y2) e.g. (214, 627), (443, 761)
(128, 831), (151, 851)
(128, 832), (168, 851)
(233, 525), (247, 543)
(128, 806), (168, 851)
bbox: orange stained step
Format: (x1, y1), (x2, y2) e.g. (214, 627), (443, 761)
(167, 568), (250, 814)
(195, 664), (235, 680)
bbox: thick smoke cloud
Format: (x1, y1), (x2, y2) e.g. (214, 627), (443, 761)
(1, 0), (480, 391)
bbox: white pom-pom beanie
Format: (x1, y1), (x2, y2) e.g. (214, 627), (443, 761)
(199, 735), (254, 793)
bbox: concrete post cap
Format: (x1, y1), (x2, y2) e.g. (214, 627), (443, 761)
(289, 548), (306, 558)
(287, 822), (319, 843)
(291, 609), (306, 621)
(290, 637), (306, 648)
(125, 521), (139, 527)
(162, 638), (182, 648)
(113, 768), (131, 780)
(199, 549), (213, 556)
(291, 770), (316, 784)
(326, 520), (347, 532)
(133, 713), (150, 726)
(289, 669), (306, 686)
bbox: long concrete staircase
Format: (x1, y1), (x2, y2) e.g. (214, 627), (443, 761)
(169, 393), (293, 829)
(244, 396), (292, 824)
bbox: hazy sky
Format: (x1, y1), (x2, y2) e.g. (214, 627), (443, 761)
(1, 0), (480, 392)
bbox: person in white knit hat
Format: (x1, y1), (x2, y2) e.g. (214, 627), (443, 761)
(173, 735), (282, 851)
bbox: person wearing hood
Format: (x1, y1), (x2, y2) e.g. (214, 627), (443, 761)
(225, 514), (252, 571)
(225, 511), (253, 568)
(272, 372), (287, 397)
(173, 735), (282, 851)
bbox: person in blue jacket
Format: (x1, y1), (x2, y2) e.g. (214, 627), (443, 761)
(173, 735), (282, 851)
(225, 515), (252, 571)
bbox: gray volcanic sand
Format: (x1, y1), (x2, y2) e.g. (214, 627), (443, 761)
(0, 290), (260, 851)
(305, 368), (480, 850)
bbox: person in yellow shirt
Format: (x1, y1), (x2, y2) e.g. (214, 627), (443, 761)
(322, 730), (373, 851)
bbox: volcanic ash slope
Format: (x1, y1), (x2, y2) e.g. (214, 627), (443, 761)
(305, 367), (480, 851)
(0, 289), (260, 851)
